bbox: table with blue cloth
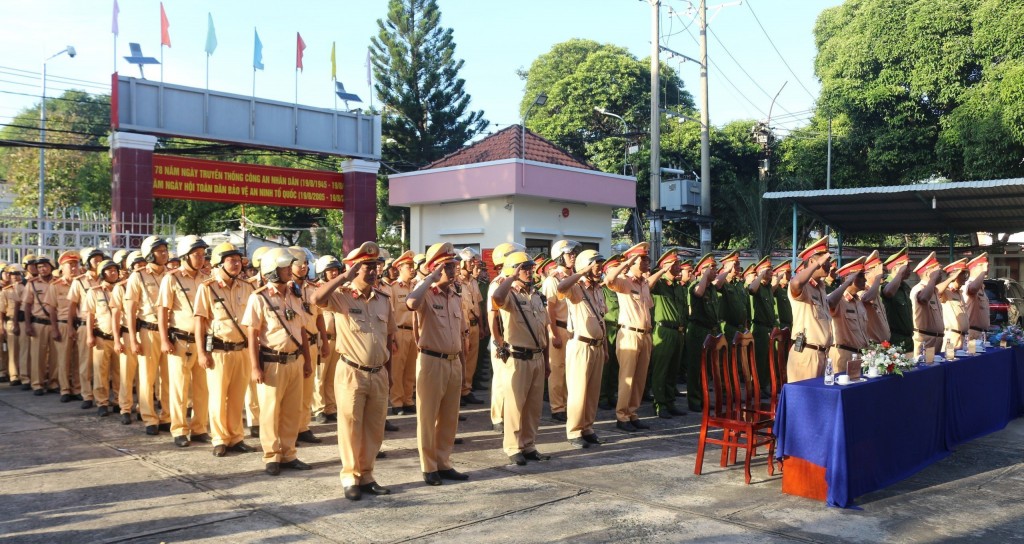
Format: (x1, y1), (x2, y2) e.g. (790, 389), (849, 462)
(773, 346), (1024, 508)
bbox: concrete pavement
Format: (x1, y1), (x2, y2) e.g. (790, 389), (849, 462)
(1, 382), (1023, 543)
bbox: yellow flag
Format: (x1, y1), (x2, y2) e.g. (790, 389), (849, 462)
(331, 42), (336, 80)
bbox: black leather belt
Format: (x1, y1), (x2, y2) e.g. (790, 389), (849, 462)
(74, 318), (86, 328)
(16, 311), (25, 321)
(657, 321), (685, 333)
(136, 319), (159, 332)
(574, 335), (602, 347)
(945, 328), (966, 335)
(259, 347), (300, 364)
(397, 324), (413, 330)
(836, 344), (860, 353)
(93, 329), (115, 341)
(468, 317), (479, 326)
(969, 326), (987, 332)
(555, 320), (568, 329)
(1, 316), (8, 323)
(120, 326), (130, 336)
(30, 316), (51, 325)
(804, 343), (828, 352)
(169, 327), (196, 343)
(307, 333), (319, 345)
(419, 348), (459, 361)
(56, 319), (68, 324)
(914, 328), (941, 337)
(211, 337), (247, 352)
(625, 326), (651, 334)
(510, 346), (543, 360)
(341, 355), (383, 373)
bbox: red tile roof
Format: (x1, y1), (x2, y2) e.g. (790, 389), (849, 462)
(421, 124), (596, 171)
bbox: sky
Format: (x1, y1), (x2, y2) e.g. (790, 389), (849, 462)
(0, 0), (843, 139)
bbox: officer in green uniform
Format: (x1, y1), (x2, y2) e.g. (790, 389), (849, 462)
(881, 247), (913, 352)
(718, 251), (749, 343)
(598, 255), (622, 411)
(748, 256), (776, 393)
(650, 251), (690, 418)
(683, 253), (728, 412)
(773, 261), (793, 330)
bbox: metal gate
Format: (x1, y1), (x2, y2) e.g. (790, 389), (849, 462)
(0, 210), (177, 264)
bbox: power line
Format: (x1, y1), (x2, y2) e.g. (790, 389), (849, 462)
(745, 0), (818, 101)
(0, 88), (110, 107)
(677, 25), (768, 118)
(706, 27), (795, 117)
(0, 65), (111, 89)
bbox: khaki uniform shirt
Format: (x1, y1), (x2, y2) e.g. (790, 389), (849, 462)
(962, 283), (990, 332)
(43, 278), (74, 322)
(125, 265), (167, 325)
(193, 269), (253, 344)
(293, 280), (321, 335)
(414, 284), (465, 355)
(563, 278), (607, 340)
(386, 280), (414, 330)
(910, 283), (943, 337)
(324, 284), (395, 368)
(541, 270), (569, 328)
(85, 283), (117, 336)
(831, 292), (869, 351)
(23, 278), (52, 320)
(67, 273), (100, 322)
(460, 277), (483, 327)
(494, 283), (548, 350)
(2, 284), (22, 320)
(859, 290), (890, 343)
(942, 288), (968, 334)
(789, 280), (833, 347)
(241, 282), (310, 354)
(608, 273), (654, 330)
(158, 267), (206, 333)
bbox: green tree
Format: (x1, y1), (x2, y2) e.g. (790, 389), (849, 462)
(370, 0), (489, 247)
(0, 90), (111, 213)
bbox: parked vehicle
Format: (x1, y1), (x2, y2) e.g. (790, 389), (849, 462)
(984, 278), (1024, 327)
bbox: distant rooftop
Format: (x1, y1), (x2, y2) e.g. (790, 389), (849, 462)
(422, 124), (595, 171)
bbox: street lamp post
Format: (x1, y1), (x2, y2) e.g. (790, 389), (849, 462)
(521, 93), (547, 187)
(594, 107), (629, 176)
(39, 45), (76, 246)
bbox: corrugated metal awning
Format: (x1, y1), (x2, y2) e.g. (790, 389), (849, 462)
(763, 178), (1024, 234)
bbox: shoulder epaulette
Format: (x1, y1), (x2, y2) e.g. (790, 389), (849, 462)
(373, 287), (390, 298)
(252, 285), (269, 295)
(201, 277), (217, 286)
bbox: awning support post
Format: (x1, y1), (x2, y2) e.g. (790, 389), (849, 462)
(837, 230), (843, 267)
(948, 230), (955, 262)
(791, 202), (798, 268)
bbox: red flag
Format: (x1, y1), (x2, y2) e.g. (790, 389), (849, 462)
(296, 32), (306, 71)
(160, 2), (171, 47)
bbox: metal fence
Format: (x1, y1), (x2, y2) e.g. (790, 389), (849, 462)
(0, 210), (177, 264)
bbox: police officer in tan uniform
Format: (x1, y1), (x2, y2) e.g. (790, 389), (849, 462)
(407, 242), (470, 485)
(541, 240), (580, 422)
(45, 251), (82, 403)
(487, 242), (525, 434)
(245, 246), (272, 437)
(242, 247), (313, 476)
(604, 243), (656, 431)
(24, 255), (58, 395)
(312, 255), (343, 423)
(288, 247), (328, 445)
(492, 250), (550, 466)
(312, 242), (394, 500)
(457, 247), (485, 405)
(125, 236), (172, 435)
(556, 249), (608, 448)
(194, 242), (256, 457)
(910, 252), (955, 360)
(68, 248), (105, 409)
(859, 251), (890, 344)
(828, 257), (868, 378)
(963, 253), (990, 340)
(940, 258), (969, 352)
(4, 264), (27, 389)
(85, 259), (121, 416)
(787, 236), (837, 382)
(111, 251), (145, 424)
(385, 250), (417, 415)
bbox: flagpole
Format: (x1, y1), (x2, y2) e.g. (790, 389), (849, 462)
(160, 46), (164, 82)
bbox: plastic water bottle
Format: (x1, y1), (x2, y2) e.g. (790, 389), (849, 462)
(824, 357), (835, 385)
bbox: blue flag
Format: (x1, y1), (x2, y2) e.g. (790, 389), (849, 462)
(205, 13), (217, 56)
(253, 29), (264, 70)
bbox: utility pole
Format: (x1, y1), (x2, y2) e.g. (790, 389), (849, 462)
(698, 0), (712, 255)
(649, 0), (662, 258)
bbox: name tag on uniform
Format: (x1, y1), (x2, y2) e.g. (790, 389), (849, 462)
(432, 304), (444, 310)
(270, 305), (280, 311)
(398, 294), (407, 300)
(350, 308), (362, 315)
(631, 289), (640, 295)
(846, 309), (855, 314)
(516, 300), (526, 305)
(180, 287), (191, 292)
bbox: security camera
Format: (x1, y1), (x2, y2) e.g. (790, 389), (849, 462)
(66, 46), (77, 58)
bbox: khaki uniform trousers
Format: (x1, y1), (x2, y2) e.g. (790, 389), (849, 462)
(17, 326), (31, 385)
(314, 343), (340, 416)
(138, 328), (171, 427)
(547, 327), (570, 413)
(5, 319), (21, 381)
(461, 323), (480, 396)
(29, 324), (56, 391)
(54, 322), (80, 395)
(335, 360), (388, 487)
(246, 375), (260, 427)
(415, 353), (462, 472)
(168, 337), (209, 438)
(913, 333), (942, 361)
(502, 353), (545, 456)
(118, 335), (140, 415)
(207, 349), (250, 447)
(92, 337), (118, 407)
(390, 329), (417, 408)
(614, 328), (652, 423)
(298, 348), (320, 433)
(565, 338), (606, 439)
(786, 347), (826, 383)
(77, 325), (94, 401)
(258, 359), (303, 463)
(489, 342), (505, 425)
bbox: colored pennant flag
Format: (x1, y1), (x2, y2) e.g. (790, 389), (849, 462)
(365, 48), (371, 86)
(112, 0), (119, 36)
(331, 42), (336, 81)
(296, 33), (306, 71)
(204, 13), (217, 56)
(253, 29), (264, 70)
(160, 2), (171, 47)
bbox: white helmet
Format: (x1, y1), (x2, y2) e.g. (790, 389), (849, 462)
(176, 235), (208, 260)
(140, 235), (168, 263)
(551, 239), (581, 265)
(575, 249), (606, 273)
(260, 248), (295, 282)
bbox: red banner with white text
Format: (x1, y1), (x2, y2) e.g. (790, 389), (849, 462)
(152, 155), (343, 209)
